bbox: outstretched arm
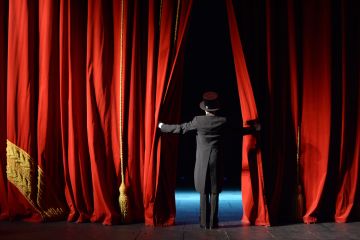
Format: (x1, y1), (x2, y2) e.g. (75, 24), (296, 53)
(158, 117), (198, 134)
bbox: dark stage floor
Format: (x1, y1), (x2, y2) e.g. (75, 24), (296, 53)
(1, 189), (360, 240)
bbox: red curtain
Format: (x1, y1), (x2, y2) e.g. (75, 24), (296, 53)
(234, 0), (360, 225)
(0, 0), (193, 226)
(1, 0), (359, 227)
(299, 0), (332, 224)
(6, 0), (43, 222)
(276, 0), (359, 224)
(142, 0), (193, 226)
(334, 0), (360, 223)
(226, 0), (270, 226)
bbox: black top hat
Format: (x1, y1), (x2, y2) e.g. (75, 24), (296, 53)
(199, 91), (220, 112)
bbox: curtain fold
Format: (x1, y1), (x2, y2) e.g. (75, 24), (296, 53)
(335, 0), (360, 223)
(37, 0), (67, 221)
(6, 0), (42, 222)
(1, 0), (193, 226)
(142, 0), (193, 226)
(1, 0), (359, 226)
(300, 0), (332, 224)
(86, 0), (121, 224)
(227, 0), (360, 225)
(226, 0), (270, 226)
(256, 0), (360, 224)
(264, 0), (298, 224)
(118, 0), (145, 223)
(60, 0), (94, 223)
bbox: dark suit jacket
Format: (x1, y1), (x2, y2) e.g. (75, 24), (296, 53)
(160, 115), (227, 193)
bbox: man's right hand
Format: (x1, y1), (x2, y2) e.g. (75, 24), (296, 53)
(158, 122), (164, 129)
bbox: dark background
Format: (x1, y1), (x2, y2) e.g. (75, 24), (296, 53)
(176, 0), (243, 188)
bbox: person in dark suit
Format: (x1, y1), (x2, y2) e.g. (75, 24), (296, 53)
(158, 91), (259, 229)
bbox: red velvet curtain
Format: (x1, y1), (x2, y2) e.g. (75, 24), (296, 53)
(335, 0), (360, 223)
(228, 0), (360, 225)
(226, 0), (270, 226)
(6, 0), (43, 222)
(1, 0), (359, 227)
(119, 0), (193, 226)
(0, 0), (192, 226)
(129, 0), (193, 226)
(266, 0), (360, 224)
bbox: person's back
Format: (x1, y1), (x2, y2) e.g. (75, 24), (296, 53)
(195, 115), (226, 146)
(159, 91), (225, 229)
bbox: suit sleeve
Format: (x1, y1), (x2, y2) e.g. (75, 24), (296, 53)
(160, 117), (198, 134)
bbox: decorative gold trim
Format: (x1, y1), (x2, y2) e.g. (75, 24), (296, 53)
(6, 140), (66, 220)
(6, 139), (38, 205)
(37, 166), (66, 219)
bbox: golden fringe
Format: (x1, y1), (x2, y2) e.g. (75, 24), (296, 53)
(119, 182), (128, 219)
(6, 140), (66, 220)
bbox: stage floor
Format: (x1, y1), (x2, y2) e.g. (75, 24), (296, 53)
(1, 189), (360, 240)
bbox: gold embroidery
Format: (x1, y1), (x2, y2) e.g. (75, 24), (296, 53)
(6, 140), (37, 203)
(37, 166), (66, 219)
(6, 140), (66, 220)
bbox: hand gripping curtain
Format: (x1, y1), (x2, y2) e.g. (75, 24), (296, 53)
(226, 0), (270, 226)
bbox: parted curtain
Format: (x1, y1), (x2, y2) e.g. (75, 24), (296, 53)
(0, 0), (359, 227)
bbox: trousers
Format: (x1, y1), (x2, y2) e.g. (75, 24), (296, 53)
(199, 166), (219, 227)
(200, 192), (219, 227)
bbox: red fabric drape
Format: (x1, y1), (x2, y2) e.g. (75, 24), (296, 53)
(228, 0), (360, 225)
(7, 0), (41, 222)
(118, 0), (145, 222)
(226, 0), (270, 226)
(60, 0), (94, 223)
(300, 0), (332, 224)
(288, 0), (360, 223)
(1, 0), (192, 225)
(37, 0), (68, 221)
(264, 0), (299, 224)
(264, 0), (360, 224)
(85, 0), (120, 224)
(335, 0), (360, 223)
(142, 0), (193, 226)
(1, 0), (359, 227)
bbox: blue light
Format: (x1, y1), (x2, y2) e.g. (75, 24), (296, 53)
(175, 190), (242, 201)
(175, 189), (243, 222)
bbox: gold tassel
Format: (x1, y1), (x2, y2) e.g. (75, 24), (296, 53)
(119, 182), (128, 219)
